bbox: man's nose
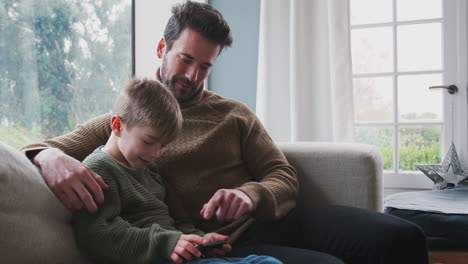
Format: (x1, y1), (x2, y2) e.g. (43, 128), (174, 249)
(185, 65), (198, 83)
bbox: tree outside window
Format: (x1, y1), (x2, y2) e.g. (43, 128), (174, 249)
(0, 0), (132, 148)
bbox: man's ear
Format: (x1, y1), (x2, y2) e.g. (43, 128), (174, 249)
(110, 115), (123, 137)
(157, 37), (166, 59)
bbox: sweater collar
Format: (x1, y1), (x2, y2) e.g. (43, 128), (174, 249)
(156, 68), (205, 109)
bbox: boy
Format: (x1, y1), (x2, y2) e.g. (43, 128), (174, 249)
(73, 79), (281, 264)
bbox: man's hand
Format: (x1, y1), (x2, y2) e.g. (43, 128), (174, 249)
(202, 233), (231, 258)
(170, 234), (205, 264)
(200, 189), (253, 222)
(34, 148), (108, 213)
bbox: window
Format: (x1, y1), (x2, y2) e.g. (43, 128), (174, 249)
(0, 0), (133, 149)
(350, 0), (468, 188)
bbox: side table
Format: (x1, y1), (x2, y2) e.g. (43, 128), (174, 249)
(384, 188), (468, 264)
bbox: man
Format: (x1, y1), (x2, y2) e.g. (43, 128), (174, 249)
(23, 2), (428, 263)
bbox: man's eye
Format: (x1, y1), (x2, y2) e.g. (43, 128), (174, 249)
(180, 58), (192, 64)
(143, 140), (153, 145)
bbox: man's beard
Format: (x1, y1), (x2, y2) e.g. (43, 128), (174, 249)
(161, 65), (198, 103)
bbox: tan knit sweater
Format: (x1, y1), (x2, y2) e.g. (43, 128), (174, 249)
(22, 76), (298, 243)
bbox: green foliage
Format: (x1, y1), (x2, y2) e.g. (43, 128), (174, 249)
(0, 124), (42, 150)
(0, 0), (131, 146)
(378, 145), (393, 170)
(399, 127), (441, 170)
(399, 143), (440, 171)
(355, 126), (441, 171)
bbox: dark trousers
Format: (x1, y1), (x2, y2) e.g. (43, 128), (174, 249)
(228, 205), (429, 264)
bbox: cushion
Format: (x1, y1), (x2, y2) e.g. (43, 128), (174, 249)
(0, 142), (89, 263)
(384, 189), (468, 251)
(385, 207), (468, 250)
(384, 188), (468, 214)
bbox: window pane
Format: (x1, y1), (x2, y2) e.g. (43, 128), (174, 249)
(350, 0), (393, 25)
(0, 0), (132, 149)
(399, 126), (441, 171)
(397, 23), (442, 72)
(352, 27), (393, 74)
(398, 74), (443, 122)
(355, 127), (394, 170)
(397, 0), (442, 21)
(353, 77), (393, 122)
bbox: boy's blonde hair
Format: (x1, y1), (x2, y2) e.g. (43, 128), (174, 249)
(113, 78), (182, 143)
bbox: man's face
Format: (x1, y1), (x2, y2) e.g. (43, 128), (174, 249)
(159, 27), (221, 102)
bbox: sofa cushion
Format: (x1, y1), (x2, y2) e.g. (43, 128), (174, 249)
(0, 142), (88, 264)
(384, 189), (468, 251)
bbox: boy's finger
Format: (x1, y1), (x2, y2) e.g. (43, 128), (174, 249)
(185, 243), (201, 257)
(185, 234), (205, 244)
(170, 253), (183, 264)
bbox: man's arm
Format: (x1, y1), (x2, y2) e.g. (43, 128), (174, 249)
(201, 105), (298, 222)
(21, 113), (112, 212)
(237, 110), (298, 219)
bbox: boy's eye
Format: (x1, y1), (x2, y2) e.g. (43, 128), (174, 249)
(143, 140), (153, 145)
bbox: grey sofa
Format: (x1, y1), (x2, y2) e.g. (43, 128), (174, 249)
(0, 141), (383, 263)
(278, 142), (383, 212)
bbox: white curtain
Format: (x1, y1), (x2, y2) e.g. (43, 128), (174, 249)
(256, 0), (354, 142)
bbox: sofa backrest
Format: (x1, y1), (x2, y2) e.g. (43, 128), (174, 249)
(0, 142), (89, 264)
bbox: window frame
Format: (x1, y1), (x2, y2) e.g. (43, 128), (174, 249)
(351, 0), (468, 189)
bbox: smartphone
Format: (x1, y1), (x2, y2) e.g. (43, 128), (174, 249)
(195, 240), (227, 257)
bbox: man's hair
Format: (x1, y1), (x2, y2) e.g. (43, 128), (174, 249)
(113, 78), (182, 143)
(164, 1), (232, 52)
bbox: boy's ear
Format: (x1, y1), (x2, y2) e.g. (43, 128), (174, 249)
(110, 115), (123, 137)
(156, 37), (166, 59)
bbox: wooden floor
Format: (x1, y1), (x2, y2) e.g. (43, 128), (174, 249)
(429, 251), (468, 264)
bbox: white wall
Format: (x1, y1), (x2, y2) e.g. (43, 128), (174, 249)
(135, 0), (205, 79)
(134, 1), (180, 78)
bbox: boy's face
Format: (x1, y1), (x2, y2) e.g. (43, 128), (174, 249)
(116, 122), (166, 169)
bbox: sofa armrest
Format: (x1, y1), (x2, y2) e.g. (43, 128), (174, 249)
(277, 142), (383, 212)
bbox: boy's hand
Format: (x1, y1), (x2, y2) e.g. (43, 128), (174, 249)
(170, 234), (205, 264)
(202, 233), (231, 258)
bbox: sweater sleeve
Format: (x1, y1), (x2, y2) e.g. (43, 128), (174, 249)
(20, 113), (112, 162)
(73, 160), (182, 264)
(235, 106), (299, 220)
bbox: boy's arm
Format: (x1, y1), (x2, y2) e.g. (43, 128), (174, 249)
(73, 164), (183, 264)
(20, 113), (112, 213)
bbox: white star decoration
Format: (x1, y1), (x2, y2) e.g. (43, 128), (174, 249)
(416, 142), (468, 190)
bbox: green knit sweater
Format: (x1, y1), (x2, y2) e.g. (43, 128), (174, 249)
(73, 148), (204, 264)
(22, 69), (299, 243)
